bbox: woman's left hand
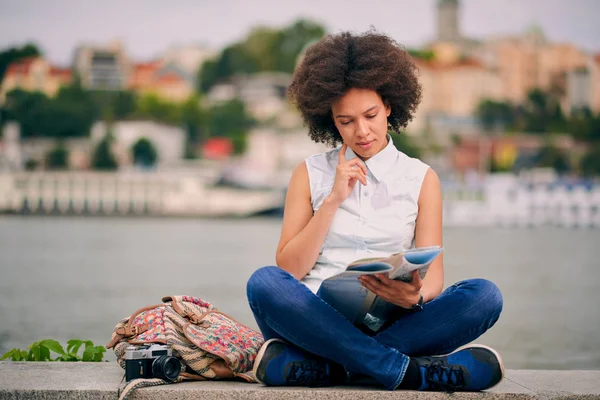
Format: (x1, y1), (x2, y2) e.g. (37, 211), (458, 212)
(358, 270), (423, 309)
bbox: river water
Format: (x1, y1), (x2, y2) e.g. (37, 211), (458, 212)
(0, 216), (598, 370)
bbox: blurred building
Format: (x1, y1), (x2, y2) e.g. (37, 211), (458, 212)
(128, 45), (216, 102)
(423, 0), (600, 127)
(449, 134), (585, 175)
(410, 47), (503, 138)
(221, 128), (329, 189)
(594, 55), (600, 111)
(159, 45), (217, 81)
(434, 0), (481, 55)
(478, 30), (589, 106)
(565, 55), (600, 113)
(566, 67), (593, 112)
(0, 123), (23, 170)
(0, 56), (71, 102)
(207, 72), (293, 122)
(437, 0), (460, 42)
(90, 120), (186, 167)
(128, 60), (192, 102)
(73, 41), (130, 90)
(0, 122), (90, 170)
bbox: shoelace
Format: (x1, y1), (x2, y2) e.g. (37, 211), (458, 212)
(424, 360), (467, 392)
(286, 361), (329, 386)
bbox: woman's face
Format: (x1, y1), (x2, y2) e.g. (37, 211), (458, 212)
(331, 88), (391, 161)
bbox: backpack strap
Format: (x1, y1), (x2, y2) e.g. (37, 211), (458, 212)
(106, 304), (165, 349)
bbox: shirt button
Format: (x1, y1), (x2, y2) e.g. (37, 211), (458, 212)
(363, 191), (369, 197)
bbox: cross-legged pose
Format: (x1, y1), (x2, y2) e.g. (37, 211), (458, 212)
(247, 31), (504, 392)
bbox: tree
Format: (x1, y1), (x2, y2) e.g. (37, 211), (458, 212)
(569, 108), (600, 143)
(523, 89), (549, 133)
(91, 135), (118, 170)
(2, 89), (50, 137)
(273, 19), (325, 72)
(90, 89), (136, 120)
(408, 49), (435, 61)
(135, 94), (182, 124)
(131, 137), (158, 168)
(208, 98), (254, 154)
(0, 43), (41, 84)
(198, 43), (259, 93)
(197, 59), (219, 93)
(476, 99), (516, 132)
(111, 91), (137, 120)
(46, 141), (69, 169)
(209, 98), (253, 136)
(535, 143), (570, 174)
(547, 102), (568, 133)
(579, 145), (600, 177)
(4, 83), (96, 139)
(180, 96), (209, 158)
(522, 88), (567, 133)
(390, 132), (421, 159)
(197, 19), (326, 93)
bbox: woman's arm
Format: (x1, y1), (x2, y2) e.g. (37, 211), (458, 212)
(414, 167), (444, 303)
(276, 144), (368, 280)
(275, 162), (340, 280)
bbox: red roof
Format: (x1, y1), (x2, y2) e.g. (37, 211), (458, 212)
(49, 66), (72, 81)
(154, 72), (185, 85)
(594, 54), (600, 65)
(5, 57), (39, 75)
(457, 58), (484, 68)
(132, 60), (161, 73)
(129, 61), (162, 89)
(413, 57), (484, 71)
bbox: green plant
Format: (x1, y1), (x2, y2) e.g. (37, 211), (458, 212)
(46, 140), (70, 169)
(1, 339), (105, 362)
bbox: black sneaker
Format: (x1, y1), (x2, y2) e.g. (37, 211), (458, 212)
(253, 339), (333, 387)
(414, 345), (504, 392)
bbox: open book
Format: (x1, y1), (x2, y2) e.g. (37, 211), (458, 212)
(317, 246), (443, 332)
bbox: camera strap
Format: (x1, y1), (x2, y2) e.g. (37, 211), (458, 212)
(118, 376), (181, 400)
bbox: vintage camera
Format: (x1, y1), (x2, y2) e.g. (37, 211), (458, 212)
(125, 344), (181, 382)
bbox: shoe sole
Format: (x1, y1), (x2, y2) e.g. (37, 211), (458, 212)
(438, 343), (505, 391)
(252, 338), (286, 386)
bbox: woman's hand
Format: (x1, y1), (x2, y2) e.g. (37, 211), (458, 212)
(358, 270), (423, 309)
(327, 143), (368, 205)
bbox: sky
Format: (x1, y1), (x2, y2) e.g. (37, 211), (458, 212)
(0, 0), (599, 66)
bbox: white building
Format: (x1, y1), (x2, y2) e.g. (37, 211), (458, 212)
(221, 128), (329, 189)
(73, 41), (130, 90)
(91, 120), (186, 167)
(160, 45), (218, 80)
(207, 72), (292, 122)
(0, 123), (23, 171)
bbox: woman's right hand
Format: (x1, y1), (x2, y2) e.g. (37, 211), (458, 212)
(327, 143), (368, 205)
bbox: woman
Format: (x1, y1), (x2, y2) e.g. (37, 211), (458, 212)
(246, 31), (504, 392)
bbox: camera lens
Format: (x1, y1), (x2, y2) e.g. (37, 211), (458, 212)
(152, 355), (181, 382)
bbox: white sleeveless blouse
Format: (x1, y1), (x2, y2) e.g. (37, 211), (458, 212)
(300, 135), (430, 294)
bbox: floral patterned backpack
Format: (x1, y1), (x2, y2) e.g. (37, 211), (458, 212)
(106, 295), (264, 385)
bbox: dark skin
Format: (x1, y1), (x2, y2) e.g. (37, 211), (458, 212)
(359, 270), (423, 310)
(276, 88), (444, 308)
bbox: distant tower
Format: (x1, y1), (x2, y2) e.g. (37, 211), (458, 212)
(437, 0), (461, 42)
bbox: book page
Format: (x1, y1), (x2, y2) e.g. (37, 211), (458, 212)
(318, 246), (443, 330)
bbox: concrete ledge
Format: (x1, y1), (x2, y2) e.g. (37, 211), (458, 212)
(1, 362), (599, 399)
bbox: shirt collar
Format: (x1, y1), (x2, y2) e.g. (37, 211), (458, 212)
(344, 134), (398, 182)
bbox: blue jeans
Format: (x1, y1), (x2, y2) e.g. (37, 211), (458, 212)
(247, 266), (503, 390)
